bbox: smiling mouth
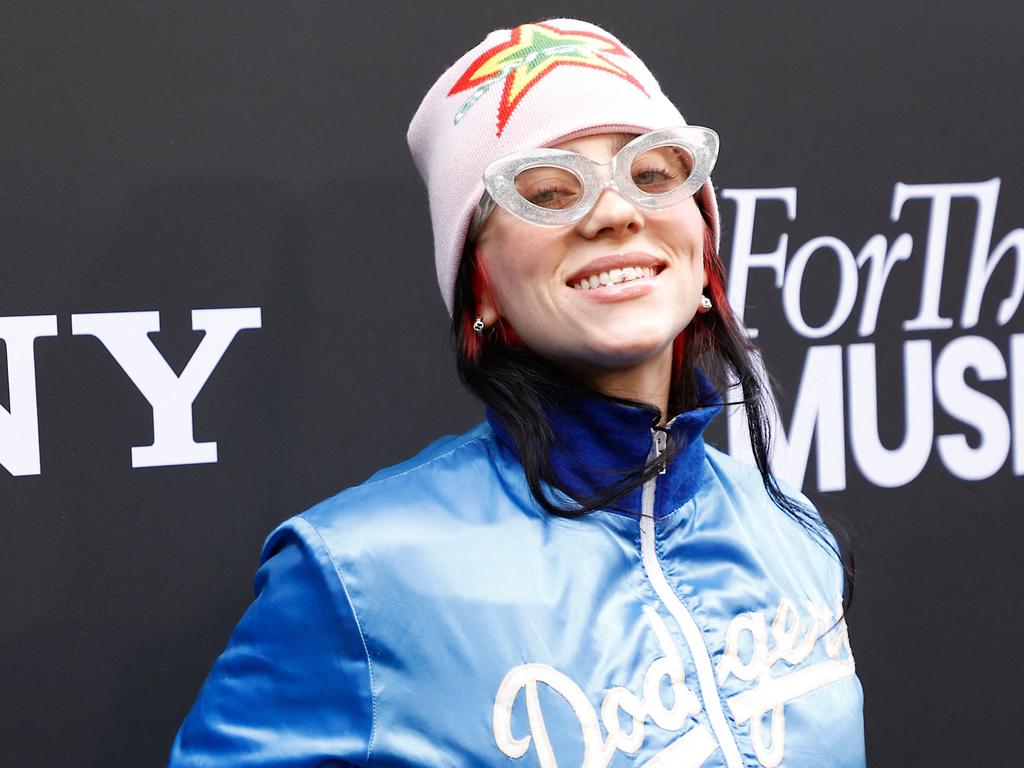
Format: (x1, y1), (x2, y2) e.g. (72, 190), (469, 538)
(570, 265), (662, 291)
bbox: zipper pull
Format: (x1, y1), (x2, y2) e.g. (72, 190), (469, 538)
(652, 428), (668, 475)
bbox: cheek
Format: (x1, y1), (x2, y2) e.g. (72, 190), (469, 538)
(650, 199), (704, 247)
(481, 252), (525, 315)
(479, 231), (557, 312)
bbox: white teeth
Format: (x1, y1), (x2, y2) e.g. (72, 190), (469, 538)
(572, 265), (658, 290)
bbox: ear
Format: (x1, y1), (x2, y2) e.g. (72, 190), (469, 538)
(478, 292), (500, 327)
(474, 248), (501, 327)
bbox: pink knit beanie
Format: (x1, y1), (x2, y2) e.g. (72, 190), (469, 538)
(407, 18), (720, 314)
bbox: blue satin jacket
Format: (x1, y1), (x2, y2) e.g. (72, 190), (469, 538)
(171, 392), (865, 767)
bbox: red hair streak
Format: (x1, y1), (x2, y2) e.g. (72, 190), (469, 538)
(672, 222), (729, 393)
(461, 249), (524, 362)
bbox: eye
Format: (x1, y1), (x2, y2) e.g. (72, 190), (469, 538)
(525, 184), (580, 209)
(632, 165), (679, 191)
(514, 166), (583, 209)
(630, 146), (693, 194)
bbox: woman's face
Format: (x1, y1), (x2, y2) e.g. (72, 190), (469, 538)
(475, 132), (708, 379)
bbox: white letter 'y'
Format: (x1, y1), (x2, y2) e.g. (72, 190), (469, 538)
(71, 308), (262, 468)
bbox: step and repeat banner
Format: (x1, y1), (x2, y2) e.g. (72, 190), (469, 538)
(2, 2), (1021, 765)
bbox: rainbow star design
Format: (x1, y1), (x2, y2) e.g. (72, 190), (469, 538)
(448, 22), (648, 137)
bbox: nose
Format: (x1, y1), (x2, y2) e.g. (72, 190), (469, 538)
(575, 188), (644, 239)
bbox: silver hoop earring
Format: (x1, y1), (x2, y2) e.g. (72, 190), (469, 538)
(473, 317), (485, 335)
(700, 295), (713, 311)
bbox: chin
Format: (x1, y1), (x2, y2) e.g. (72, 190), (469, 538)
(572, 333), (674, 371)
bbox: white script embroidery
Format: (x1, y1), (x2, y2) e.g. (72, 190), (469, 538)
(492, 598), (855, 768)
(716, 598), (856, 767)
(492, 606), (715, 768)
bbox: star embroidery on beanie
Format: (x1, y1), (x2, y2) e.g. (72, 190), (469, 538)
(449, 22), (648, 137)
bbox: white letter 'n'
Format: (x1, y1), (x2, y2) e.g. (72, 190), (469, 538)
(0, 315), (59, 476)
(71, 308), (262, 468)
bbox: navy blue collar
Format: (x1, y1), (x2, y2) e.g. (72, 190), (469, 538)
(486, 376), (722, 519)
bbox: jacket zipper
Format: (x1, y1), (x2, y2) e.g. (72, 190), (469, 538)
(640, 429), (745, 768)
(652, 427), (668, 475)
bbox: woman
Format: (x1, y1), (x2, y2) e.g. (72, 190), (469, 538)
(171, 18), (865, 768)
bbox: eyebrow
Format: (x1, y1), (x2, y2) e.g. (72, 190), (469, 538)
(609, 134), (634, 154)
(563, 133), (637, 156)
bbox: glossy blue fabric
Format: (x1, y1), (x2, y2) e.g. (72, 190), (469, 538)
(170, 390), (865, 767)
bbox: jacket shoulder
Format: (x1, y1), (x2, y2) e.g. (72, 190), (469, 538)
(702, 444), (844, 595)
(263, 420), (505, 560)
(703, 443), (761, 486)
(704, 443), (817, 514)
(360, 420), (496, 485)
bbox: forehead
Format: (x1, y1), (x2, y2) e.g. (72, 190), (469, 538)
(548, 132), (639, 161)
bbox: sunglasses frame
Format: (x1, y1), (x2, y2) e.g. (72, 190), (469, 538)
(470, 125), (719, 239)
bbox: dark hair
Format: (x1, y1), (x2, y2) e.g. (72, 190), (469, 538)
(451, 201), (855, 610)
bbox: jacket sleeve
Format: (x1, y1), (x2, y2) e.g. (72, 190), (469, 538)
(169, 516), (373, 767)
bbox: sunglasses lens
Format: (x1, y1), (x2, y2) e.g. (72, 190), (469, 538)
(513, 165), (584, 210)
(630, 145), (694, 195)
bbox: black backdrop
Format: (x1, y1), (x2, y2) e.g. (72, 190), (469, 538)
(3, 1), (1022, 765)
